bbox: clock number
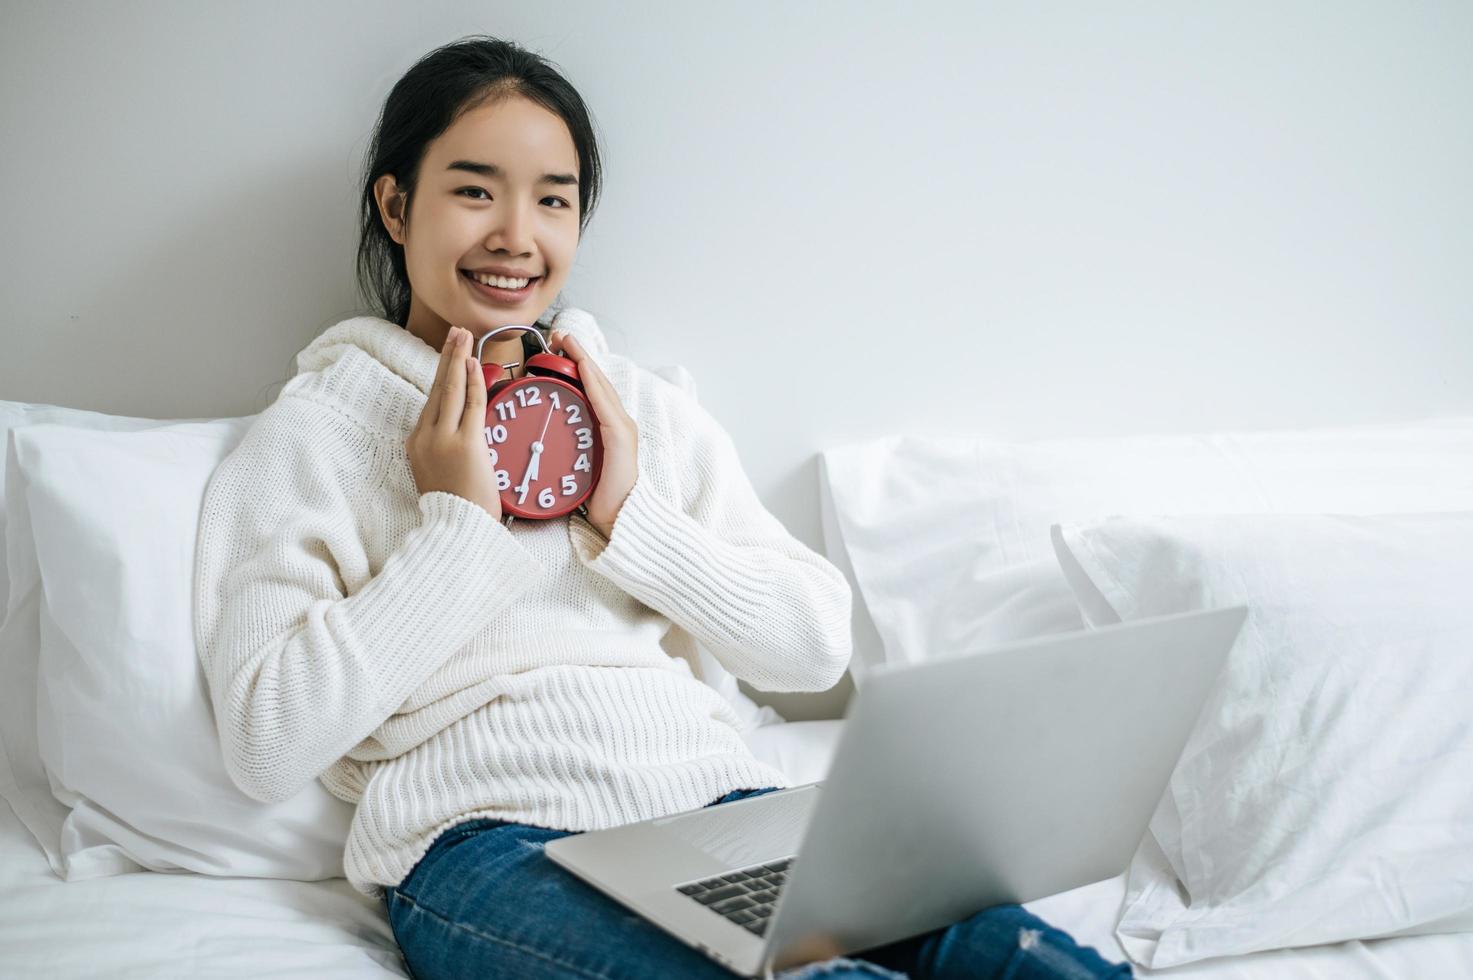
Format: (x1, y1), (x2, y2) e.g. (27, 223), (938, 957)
(494, 401), (516, 422)
(515, 386), (542, 407)
(488, 424), (508, 445)
(564, 404), (582, 425)
(561, 475), (578, 496)
(575, 427), (592, 450)
(485, 446), (499, 466)
(495, 469), (510, 490)
(548, 389), (561, 409)
(539, 487), (556, 509)
(573, 452), (591, 473)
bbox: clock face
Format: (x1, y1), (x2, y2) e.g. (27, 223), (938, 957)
(483, 378), (599, 518)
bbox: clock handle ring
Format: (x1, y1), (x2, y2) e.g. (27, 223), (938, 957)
(471, 324), (552, 362)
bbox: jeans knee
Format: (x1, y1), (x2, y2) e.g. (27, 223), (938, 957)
(1009, 926), (1133, 979)
(773, 954), (908, 979)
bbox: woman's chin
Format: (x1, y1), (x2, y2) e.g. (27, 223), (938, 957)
(454, 310), (547, 339)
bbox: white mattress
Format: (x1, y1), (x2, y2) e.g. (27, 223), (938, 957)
(2, 720), (1470, 979)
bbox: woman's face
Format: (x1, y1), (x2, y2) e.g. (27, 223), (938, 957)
(375, 93), (581, 347)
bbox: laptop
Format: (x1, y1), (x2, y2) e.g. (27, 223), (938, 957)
(544, 605), (1247, 977)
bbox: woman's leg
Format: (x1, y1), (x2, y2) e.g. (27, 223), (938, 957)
(383, 792), (905, 979)
(854, 902), (1133, 980)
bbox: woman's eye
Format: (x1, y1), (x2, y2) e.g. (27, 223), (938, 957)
(457, 187), (569, 209)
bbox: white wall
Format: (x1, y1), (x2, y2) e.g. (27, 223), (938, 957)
(4, 1), (1471, 715)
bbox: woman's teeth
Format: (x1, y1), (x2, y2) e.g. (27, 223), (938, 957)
(465, 270), (532, 289)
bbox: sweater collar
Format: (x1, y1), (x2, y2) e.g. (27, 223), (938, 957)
(296, 307), (610, 398)
(286, 308), (612, 440)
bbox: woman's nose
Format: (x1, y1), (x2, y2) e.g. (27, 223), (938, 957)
(487, 200), (534, 254)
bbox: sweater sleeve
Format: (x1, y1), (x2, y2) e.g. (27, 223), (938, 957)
(193, 400), (543, 804)
(567, 378), (852, 693)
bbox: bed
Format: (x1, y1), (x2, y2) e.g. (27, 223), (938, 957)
(4, 397), (1473, 979)
(4, 727), (1472, 978)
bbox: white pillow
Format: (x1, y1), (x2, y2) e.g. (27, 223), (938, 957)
(1, 402), (207, 613)
(0, 401), (216, 876)
(742, 720), (844, 787)
(17, 420), (356, 880)
(1052, 512), (1473, 967)
(819, 419), (1473, 681)
(819, 444), (1084, 685)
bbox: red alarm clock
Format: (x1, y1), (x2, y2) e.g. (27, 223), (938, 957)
(474, 325), (603, 525)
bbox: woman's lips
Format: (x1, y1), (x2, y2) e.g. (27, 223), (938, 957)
(461, 269), (539, 304)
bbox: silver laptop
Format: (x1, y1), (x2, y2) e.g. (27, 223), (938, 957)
(545, 605), (1247, 977)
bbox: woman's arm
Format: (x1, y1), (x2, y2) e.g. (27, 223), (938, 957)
(568, 376), (852, 693)
(194, 399), (542, 803)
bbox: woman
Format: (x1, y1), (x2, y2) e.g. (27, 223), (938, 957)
(193, 34), (1131, 980)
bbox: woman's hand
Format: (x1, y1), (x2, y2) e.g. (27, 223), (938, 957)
(551, 329), (638, 539)
(406, 326), (504, 521)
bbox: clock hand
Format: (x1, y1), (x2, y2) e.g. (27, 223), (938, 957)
(515, 402), (559, 497)
(515, 444), (542, 497)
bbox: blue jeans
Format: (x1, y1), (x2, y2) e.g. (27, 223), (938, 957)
(384, 786), (1132, 979)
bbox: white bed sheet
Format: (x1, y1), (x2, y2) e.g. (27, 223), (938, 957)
(2, 719), (1471, 979)
(0, 794), (405, 978)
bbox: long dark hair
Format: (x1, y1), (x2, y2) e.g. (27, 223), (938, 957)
(355, 35), (604, 333)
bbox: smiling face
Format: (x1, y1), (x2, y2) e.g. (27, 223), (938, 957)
(373, 92), (581, 359)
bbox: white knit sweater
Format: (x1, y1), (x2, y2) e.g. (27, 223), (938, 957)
(192, 308), (852, 900)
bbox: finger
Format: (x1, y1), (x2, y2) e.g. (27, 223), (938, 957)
(552, 330), (591, 379)
(427, 327), (460, 427)
(560, 334), (625, 418)
(438, 330), (468, 430)
(576, 344), (619, 406)
(558, 332), (601, 383)
(553, 333), (624, 425)
(553, 330), (580, 359)
(461, 353), (486, 434)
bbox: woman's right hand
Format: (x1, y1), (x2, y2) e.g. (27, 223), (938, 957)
(407, 325), (504, 521)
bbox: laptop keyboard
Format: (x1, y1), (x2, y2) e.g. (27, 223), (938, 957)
(676, 857), (793, 936)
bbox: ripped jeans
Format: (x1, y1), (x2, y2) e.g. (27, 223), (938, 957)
(383, 786), (1133, 979)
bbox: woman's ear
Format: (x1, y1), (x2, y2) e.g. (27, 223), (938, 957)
(373, 173), (408, 245)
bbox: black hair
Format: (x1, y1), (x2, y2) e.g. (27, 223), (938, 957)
(355, 35), (604, 342)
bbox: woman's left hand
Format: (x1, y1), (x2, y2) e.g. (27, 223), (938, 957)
(550, 329), (639, 540)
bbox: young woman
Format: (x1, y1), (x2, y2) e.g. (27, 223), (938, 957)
(194, 35), (1131, 980)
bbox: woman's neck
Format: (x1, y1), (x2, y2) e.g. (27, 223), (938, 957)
(402, 312), (541, 380)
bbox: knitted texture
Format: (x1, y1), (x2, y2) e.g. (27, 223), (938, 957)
(193, 308), (852, 899)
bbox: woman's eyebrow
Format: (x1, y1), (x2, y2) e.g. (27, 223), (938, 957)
(447, 159), (579, 187)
